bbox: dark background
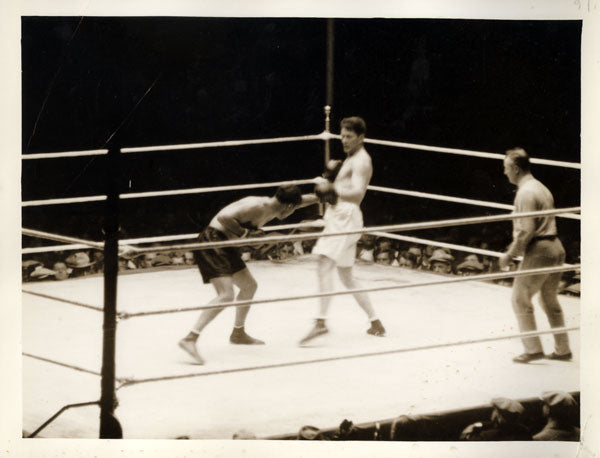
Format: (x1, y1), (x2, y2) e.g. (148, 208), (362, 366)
(21, 18), (581, 258)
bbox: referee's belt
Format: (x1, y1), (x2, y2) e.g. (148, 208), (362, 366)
(528, 235), (558, 246)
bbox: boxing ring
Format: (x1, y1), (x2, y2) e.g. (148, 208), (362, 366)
(21, 107), (581, 439)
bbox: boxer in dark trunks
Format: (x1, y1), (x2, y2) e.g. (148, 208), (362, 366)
(178, 185), (318, 364)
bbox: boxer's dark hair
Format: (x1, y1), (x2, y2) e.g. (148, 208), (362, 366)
(275, 185), (302, 206)
(340, 116), (366, 136)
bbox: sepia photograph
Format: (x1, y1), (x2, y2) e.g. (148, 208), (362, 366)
(3, 1), (600, 457)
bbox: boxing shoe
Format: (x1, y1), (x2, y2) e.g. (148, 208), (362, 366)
(366, 319), (386, 337)
(230, 327), (265, 345)
(512, 352), (545, 363)
(178, 338), (205, 365)
(546, 351), (573, 361)
(299, 320), (329, 346)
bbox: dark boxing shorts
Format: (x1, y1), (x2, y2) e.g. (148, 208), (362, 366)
(194, 226), (247, 283)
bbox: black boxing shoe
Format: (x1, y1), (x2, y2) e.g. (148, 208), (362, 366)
(367, 319), (386, 337)
(512, 352), (545, 364)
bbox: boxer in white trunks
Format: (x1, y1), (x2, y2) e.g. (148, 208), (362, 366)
(300, 116), (386, 345)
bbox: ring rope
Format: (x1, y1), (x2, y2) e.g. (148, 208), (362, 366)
(23, 243), (101, 254)
(324, 134), (581, 169)
(117, 326), (580, 387)
(118, 264), (579, 319)
(22, 228), (106, 250)
(23, 132), (578, 169)
(21, 179), (316, 207)
(119, 179), (316, 201)
(20, 262), (577, 322)
(22, 290), (105, 313)
(22, 207), (578, 257)
(120, 133), (326, 154)
(22, 352), (103, 378)
(21, 149), (109, 160)
(22, 194), (107, 208)
(17, 227), (519, 259)
(369, 231), (519, 260)
(21, 181), (581, 220)
(373, 231), (577, 267)
(130, 207), (581, 254)
(21, 221), (325, 255)
(368, 185), (581, 220)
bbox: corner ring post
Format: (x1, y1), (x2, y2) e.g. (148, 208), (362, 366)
(99, 140), (122, 439)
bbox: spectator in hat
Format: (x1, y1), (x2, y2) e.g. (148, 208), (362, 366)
(52, 261), (72, 280)
(375, 238), (396, 265)
(141, 252), (157, 269)
(460, 397), (532, 441)
(170, 251), (186, 265)
(151, 253), (172, 267)
(29, 264), (57, 281)
(275, 242), (295, 261)
(533, 391), (580, 441)
(456, 254), (485, 276)
(423, 244), (436, 258)
(407, 246), (423, 269)
(429, 249), (454, 275)
(65, 251), (95, 277)
(22, 259), (42, 282)
(375, 249), (394, 265)
(357, 234), (376, 262)
(397, 250), (418, 269)
(375, 237), (393, 254)
(183, 251), (195, 265)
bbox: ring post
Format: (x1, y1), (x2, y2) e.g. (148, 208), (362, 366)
(320, 105), (332, 216)
(99, 141), (123, 438)
(324, 105), (331, 165)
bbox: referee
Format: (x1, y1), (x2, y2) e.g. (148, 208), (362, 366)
(499, 147), (572, 364)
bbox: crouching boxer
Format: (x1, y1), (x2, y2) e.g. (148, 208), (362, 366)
(178, 185), (319, 364)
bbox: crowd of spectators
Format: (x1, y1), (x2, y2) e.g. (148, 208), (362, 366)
(225, 390), (579, 441)
(354, 233), (580, 296)
(21, 227), (581, 297)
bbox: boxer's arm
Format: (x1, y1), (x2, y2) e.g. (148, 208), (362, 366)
(215, 201), (256, 238)
(296, 193), (319, 209)
(334, 156), (372, 201)
(216, 213), (248, 238)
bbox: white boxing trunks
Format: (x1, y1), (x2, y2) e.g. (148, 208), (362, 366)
(313, 201), (363, 267)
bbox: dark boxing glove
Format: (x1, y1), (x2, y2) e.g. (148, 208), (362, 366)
(315, 180), (339, 205)
(322, 159), (343, 182)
